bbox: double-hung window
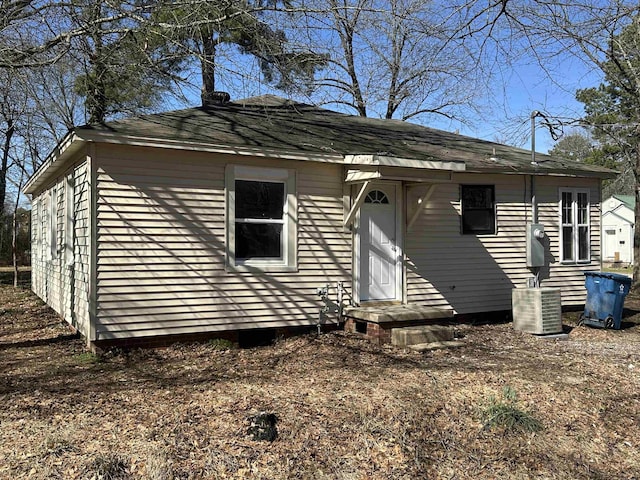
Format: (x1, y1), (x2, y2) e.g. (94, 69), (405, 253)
(226, 165), (297, 271)
(559, 188), (590, 263)
(41, 193), (51, 261)
(50, 186), (58, 260)
(461, 185), (496, 235)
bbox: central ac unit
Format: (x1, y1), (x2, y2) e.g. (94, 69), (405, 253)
(512, 287), (562, 334)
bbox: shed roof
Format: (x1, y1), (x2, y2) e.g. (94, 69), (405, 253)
(612, 194), (635, 210)
(25, 94), (616, 194)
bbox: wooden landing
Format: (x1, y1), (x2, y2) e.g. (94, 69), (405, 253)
(343, 304), (454, 324)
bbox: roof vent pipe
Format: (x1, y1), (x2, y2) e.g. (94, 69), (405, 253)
(530, 110), (540, 167)
(202, 91), (231, 107)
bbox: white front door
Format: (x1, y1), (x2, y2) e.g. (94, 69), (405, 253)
(359, 185), (400, 301)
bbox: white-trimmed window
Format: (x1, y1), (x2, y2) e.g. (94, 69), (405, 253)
(40, 193), (51, 261)
(65, 174), (75, 267)
(559, 188), (590, 263)
(226, 165), (297, 271)
(50, 186), (58, 260)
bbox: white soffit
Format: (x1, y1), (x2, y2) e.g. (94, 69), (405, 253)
(345, 154), (466, 172)
(344, 167), (454, 184)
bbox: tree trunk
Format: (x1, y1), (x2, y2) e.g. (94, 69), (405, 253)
(88, 59), (107, 124)
(87, 3), (107, 124)
(12, 168), (24, 288)
(0, 118), (14, 217)
(12, 210), (18, 287)
(201, 29), (216, 107)
(634, 135), (640, 289)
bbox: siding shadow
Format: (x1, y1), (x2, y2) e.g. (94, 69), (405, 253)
(94, 148), (351, 340)
(0, 332), (79, 351)
(405, 184), (523, 315)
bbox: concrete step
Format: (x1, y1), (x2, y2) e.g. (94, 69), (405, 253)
(408, 340), (466, 352)
(391, 325), (453, 347)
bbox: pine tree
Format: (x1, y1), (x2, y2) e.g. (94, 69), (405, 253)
(152, 1), (326, 106)
(574, 16), (640, 284)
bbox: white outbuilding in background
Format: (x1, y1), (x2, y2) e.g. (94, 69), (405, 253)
(602, 195), (635, 266)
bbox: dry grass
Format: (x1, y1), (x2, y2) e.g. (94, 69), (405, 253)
(2, 284), (640, 479)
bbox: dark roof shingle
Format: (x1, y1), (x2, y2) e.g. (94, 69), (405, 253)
(77, 94), (615, 177)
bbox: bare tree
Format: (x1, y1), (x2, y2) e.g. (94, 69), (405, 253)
(449, 0), (640, 284)
(0, 69), (29, 217)
(24, 60), (85, 143)
(297, 0), (485, 122)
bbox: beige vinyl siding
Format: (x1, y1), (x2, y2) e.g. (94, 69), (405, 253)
(72, 161), (91, 336)
(31, 179), (64, 312)
(536, 176), (601, 304)
(29, 160), (92, 339)
(93, 144), (351, 340)
(52, 182), (64, 314)
(405, 173), (600, 314)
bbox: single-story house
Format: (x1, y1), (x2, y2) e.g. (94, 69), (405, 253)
(602, 195), (635, 265)
(24, 95), (615, 348)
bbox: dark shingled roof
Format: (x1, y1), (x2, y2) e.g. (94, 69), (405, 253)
(77, 94), (615, 177)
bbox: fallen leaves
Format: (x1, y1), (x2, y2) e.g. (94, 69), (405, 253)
(1, 284), (640, 479)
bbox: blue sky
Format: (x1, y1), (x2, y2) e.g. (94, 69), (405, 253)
(173, 37), (605, 156)
(426, 55), (604, 154)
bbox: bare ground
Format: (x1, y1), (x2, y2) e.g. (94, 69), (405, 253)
(1, 284), (640, 479)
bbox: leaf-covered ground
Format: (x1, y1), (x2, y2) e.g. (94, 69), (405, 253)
(1, 283), (640, 479)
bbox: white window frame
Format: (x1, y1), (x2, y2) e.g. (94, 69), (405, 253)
(65, 174), (75, 267)
(40, 192), (51, 261)
(50, 186), (58, 260)
(33, 197), (40, 264)
(559, 188), (590, 263)
(225, 165), (297, 272)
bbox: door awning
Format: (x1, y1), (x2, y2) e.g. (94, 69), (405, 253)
(344, 165), (455, 184)
(344, 154), (465, 172)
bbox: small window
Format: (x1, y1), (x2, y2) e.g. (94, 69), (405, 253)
(365, 190), (389, 204)
(559, 188), (590, 263)
(461, 185), (495, 235)
(226, 165), (297, 271)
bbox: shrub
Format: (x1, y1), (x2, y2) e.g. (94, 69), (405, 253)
(41, 434), (75, 457)
(145, 449), (174, 480)
(481, 386), (543, 434)
(208, 338), (235, 350)
(82, 453), (130, 480)
(73, 352), (101, 364)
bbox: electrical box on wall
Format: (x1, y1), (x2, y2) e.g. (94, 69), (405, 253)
(526, 223), (545, 267)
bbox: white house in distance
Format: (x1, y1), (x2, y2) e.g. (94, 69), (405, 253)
(602, 194), (635, 266)
(24, 95), (616, 349)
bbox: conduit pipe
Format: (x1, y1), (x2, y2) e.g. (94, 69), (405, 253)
(531, 111), (540, 224)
